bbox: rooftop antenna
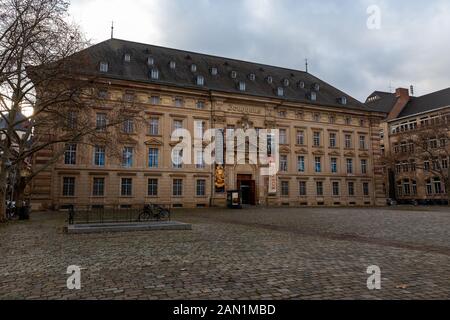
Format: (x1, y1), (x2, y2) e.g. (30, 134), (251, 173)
(305, 58), (309, 73)
(388, 81), (393, 93)
(111, 21), (114, 39)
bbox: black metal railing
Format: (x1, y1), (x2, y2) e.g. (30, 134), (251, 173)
(67, 204), (171, 225)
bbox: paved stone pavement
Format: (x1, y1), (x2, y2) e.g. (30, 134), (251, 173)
(1, 206), (450, 300)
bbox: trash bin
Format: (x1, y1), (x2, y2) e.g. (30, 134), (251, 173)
(227, 190), (242, 209)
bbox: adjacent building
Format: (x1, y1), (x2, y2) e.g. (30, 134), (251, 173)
(31, 38), (387, 210)
(366, 87), (450, 205)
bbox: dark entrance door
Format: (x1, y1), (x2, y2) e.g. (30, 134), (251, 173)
(237, 175), (256, 206)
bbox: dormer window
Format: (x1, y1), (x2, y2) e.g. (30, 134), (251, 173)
(147, 57), (154, 66)
(283, 79), (290, 87)
(169, 61), (176, 69)
(99, 62), (109, 73)
(191, 64), (197, 72)
(211, 67), (218, 76)
(298, 81), (305, 89)
(266, 76), (273, 84)
(238, 81), (246, 91)
(338, 96), (347, 105)
(196, 75), (205, 86)
(277, 87), (284, 97)
(313, 83), (320, 91)
(249, 73), (256, 81)
(124, 54), (131, 62)
(309, 91), (317, 101)
(150, 68), (159, 80)
(231, 71), (237, 79)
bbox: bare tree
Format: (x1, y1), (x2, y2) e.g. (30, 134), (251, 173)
(0, 0), (144, 221)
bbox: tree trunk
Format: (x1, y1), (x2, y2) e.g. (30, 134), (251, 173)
(0, 189), (6, 223)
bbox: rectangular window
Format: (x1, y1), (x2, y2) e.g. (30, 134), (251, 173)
(175, 98), (184, 108)
(316, 181), (324, 196)
(122, 147), (134, 168)
(359, 136), (367, 150)
(62, 177), (75, 196)
(196, 101), (205, 109)
(173, 179), (183, 196)
(315, 157), (322, 173)
(279, 129), (287, 145)
(346, 159), (353, 174)
(331, 158), (338, 173)
(329, 133), (337, 148)
(363, 183), (370, 196)
(426, 180), (433, 195)
(332, 182), (340, 196)
(281, 181), (289, 197)
(280, 155), (288, 172)
(148, 179), (158, 196)
(299, 181), (307, 196)
(172, 149), (183, 168)
(94, 146), (105, 166)
(195, 121), (206, 139)
(297, 156), (305, 173)
(96, 113), (107, 132)
(348, 182), (355, 196)
(313, 132), (321, 147)
(296, 131), (305, 145)
(150, 96), (160, 105)
(173, 120), (183, 131)
(122, 119), (134, 134)
(148, 148), (159, 168)
(64, 144), (77, 165)
(196, 180), (206, 196)
(345, 134), (352, 149)
(121, 178), (132, 196)
(93, 178), (105, 197)
(196, 150), (205, 169)
(361, 159), (368, 174)
(149, 118), (159, 135)
(67, 111), (77, 129)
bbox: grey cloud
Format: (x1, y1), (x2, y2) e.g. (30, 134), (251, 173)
(70, 0), (450, 100)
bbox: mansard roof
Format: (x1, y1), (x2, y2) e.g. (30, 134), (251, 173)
(77, 38), (370, 112)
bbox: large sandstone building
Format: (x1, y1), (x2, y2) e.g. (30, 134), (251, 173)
(31, 39), (387, 210)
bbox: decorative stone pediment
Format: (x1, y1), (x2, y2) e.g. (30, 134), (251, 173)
(279, 146), (291, 154)
(119, 135), (138, 145)
(145, 138), (163, 146)
(329, 151), (341, 157)
(295, 148), (309, 154)
(359, 152), (370, 158)
(344, 151), (355, 157)
(312, 150), (325, 156)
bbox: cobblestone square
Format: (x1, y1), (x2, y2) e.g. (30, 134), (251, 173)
(1, 207), (450, 300)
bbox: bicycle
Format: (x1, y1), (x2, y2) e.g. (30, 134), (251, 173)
(138, 204), (170, 222)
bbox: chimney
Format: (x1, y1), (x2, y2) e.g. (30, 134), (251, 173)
(388, 88), (410, 120)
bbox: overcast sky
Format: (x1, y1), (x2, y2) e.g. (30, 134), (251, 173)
(69, 0), (450, 101)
